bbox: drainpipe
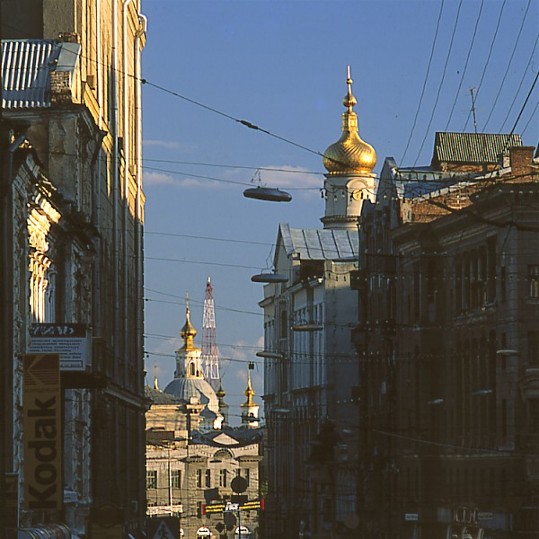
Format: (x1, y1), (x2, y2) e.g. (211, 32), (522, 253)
(135, 13), (146, 391)
(112, 0), (120, 382)
(96, 0), (103, 128)
(134, 14), (146, 529)
(123, 0), (133, 388)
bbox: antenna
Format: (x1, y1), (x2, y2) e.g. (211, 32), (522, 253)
(470, 88), (478, 134)
(201, 277), (220, 387)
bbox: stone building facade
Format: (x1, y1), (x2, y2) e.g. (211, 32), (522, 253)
(353, 134), (539, 538)
(0, 1), (147, 537)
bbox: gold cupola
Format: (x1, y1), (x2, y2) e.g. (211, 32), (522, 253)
(323, 66), (377, 175)
(180, 295), (198, 351)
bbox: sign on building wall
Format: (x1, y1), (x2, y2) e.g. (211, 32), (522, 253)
(23, 354), (62, 510)
(28, 324), (90, 371)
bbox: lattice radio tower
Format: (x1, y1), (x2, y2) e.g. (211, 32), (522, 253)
(201, 277), (220, 387)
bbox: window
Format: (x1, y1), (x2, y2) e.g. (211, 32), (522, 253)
(146, 470), (157, 489)
(205, 469), (211, 488)
(529, 265), (539, 298)
(197, 469), (203, 488)
(219, 469), (228, 488)
(171, 469), (181, 489)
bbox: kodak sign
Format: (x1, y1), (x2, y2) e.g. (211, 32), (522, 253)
(23, 354), (62, 510)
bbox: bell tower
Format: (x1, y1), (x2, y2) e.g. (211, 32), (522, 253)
(321, 66), (377, 230)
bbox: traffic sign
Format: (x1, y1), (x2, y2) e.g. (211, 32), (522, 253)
(147, 516), (179, 539)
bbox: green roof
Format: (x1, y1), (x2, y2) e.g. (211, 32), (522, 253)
(433, 132), (522, 165)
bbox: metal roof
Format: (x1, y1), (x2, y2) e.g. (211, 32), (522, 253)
(433, 131), (522, 164)
(280, 223), (358, 261)
(1, 39), (80, 109)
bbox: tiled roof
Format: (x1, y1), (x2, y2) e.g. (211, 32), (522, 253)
(433, 131), (522, 164)
(1, 39), (80, 108)
(279, 223), (358, 261)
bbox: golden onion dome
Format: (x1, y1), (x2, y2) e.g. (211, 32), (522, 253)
(323, 67), (377, 175)
(180, 299), (198, 350)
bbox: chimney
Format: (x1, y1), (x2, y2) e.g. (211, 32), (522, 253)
(509, 146), (535, 176)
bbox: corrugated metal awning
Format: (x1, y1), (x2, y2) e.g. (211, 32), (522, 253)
(1, 39), (80, 109)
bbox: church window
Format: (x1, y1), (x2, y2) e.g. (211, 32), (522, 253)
(190, 362), (195, 376)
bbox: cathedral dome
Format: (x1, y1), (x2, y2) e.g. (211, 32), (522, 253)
(164, 377), (220, 411)
(323, 68), (376, 175)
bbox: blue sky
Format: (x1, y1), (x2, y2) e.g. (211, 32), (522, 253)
(140, 0), (538, 425)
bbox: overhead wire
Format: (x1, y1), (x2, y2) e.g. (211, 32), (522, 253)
(482, 0), (533, 131)
(443, 0), (485, 131)
(521, 99), (539, 137)
(400, 0), (445, 165)
(461, 0), (507, 132)
(413, 0), (464, 166)
(499, 31), (539, 132)
(507, 69), (539, 137)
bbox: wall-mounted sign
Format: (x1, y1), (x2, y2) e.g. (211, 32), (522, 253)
(28, 324), (90, 371)
(23, 354), (62, 510)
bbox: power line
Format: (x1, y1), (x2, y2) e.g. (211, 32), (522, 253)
(444, 0), (485, 131)
(400, 0), (445, 165)
(499, 32), (539, 132)
(482, 0), (533, 131)
(461, 0), (507, 132)
(142, 157), (324, 176)
(141, 78), (328, 160)
(142, 163), (319, 191)
(144, 229), (273, 247)
(413, 0), (464, 166)
(507, 69), (539, 137)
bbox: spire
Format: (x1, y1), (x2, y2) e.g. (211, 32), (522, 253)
(216, 379), (229, 428)
(241, 363), (259, 428)
(180, 293), (197, 351)
(153, 364), (160, 390)
(242, 370), (255, 408)
(322, 65), (377, 175)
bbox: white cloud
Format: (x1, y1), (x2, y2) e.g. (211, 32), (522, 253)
(144, 139), (193, 151)
(143, 171), (177, 186)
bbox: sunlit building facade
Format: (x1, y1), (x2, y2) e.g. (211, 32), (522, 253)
(0, 1), (147, 536)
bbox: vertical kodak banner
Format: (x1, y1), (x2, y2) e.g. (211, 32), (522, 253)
(23, 354), (62, 510)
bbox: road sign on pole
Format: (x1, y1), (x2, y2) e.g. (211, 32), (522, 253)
(147, 516), (179, 539)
